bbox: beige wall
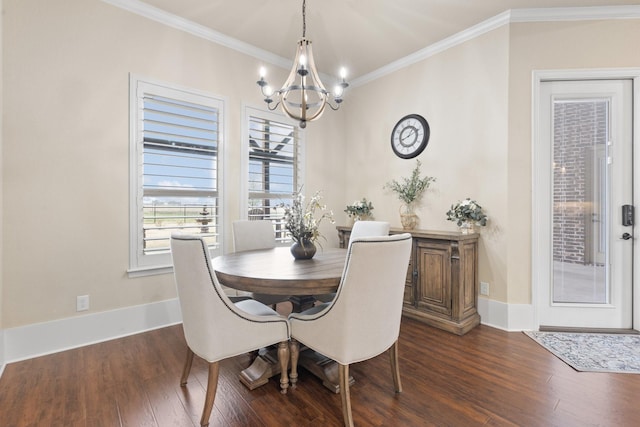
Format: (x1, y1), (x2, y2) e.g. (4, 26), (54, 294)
(304, 109), (348, 248)
(507, 19), (640, 304)
(1, 0), (345, 328)
(345, 26), (511, 302)
(344, 18), (640, 306)
(2, 0), (639, 330)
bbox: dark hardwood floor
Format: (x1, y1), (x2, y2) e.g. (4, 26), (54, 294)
(1, 315), (639, 426)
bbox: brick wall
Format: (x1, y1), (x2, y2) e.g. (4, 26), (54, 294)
(553, 101), (607, 264)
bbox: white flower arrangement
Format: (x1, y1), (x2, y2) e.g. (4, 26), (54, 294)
(281, 188), (334, 245)
(446, 198), (488, 227)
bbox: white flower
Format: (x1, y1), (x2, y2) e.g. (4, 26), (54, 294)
(446, 198), (488, 227)
(344, 198), (374, 218)
(282, 188), (334, 244)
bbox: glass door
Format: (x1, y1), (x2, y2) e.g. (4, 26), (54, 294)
(538, 79), (633, 329)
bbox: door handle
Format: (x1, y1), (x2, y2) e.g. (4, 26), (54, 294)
(621, 232), (633, 240)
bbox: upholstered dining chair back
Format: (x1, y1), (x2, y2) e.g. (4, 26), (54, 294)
(232, 220), (290, 307)
(291, 233), (412, 364)
(171, 234), (291, 426)
(314, 220), (390, 304)
(348, 220), (390, 246)
(289, 233), (412, 426)
(171, 234), (289, 361)
(232, 220), (276, 252)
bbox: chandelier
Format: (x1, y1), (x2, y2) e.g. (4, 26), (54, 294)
(256, 0), (349, 128)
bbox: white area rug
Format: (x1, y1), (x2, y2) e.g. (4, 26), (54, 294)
(525, 331), (640, 374)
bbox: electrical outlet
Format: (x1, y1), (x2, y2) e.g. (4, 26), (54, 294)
(480, 282), (489, 296)
(76, 295), (90, 312)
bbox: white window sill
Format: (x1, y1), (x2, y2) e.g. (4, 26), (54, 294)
(127, 265), (174, 278)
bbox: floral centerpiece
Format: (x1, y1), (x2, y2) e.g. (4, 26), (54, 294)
(282, 188), (334, 259)
(384, 160), (436, 229)
(446, 198), (488, 233)
(344, 198), (374, 221)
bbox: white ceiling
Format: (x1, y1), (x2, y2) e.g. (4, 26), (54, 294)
(138, 0), (639, 81)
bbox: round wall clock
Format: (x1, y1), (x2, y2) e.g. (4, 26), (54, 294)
(390, 114), (430, 159)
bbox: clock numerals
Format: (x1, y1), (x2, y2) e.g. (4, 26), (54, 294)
(393, 140), (407, 153)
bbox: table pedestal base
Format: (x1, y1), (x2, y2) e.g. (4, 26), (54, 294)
(239, 350), (278, 390)
(238, 347), (353, 393)
(289, 295), (317, 313)
(297, 349), (355, 394)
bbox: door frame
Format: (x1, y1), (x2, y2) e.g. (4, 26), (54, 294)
(532, 68), (640, 331)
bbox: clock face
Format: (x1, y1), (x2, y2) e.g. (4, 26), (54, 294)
(391, 114), (430, 159)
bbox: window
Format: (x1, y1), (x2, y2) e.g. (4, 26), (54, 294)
(243, 107), (304, 243)
(130, 76), (224, 274)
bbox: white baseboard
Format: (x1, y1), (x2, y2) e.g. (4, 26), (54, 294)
(478, 297), (534, 331)
(0, 296), (530, 375)
(2, 298), (182, 368)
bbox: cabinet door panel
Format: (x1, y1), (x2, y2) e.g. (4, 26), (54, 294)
(416, 241), (452, 316)
(461, 242), (477, 316)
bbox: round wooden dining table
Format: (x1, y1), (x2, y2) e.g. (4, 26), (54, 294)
(210, 246), (349, 393)
(211, 246), (347, 300)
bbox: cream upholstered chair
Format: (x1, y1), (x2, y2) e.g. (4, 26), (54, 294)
(232, 220), (292, 308)
(232, 219), (276, 252)
(347, 220), (390, 243)
(315, 220), (390, 303)
(289, 233), (412, 427)
(170, 234), (291, 427)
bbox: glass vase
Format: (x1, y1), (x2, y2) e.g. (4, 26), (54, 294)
(399, 204), (419, 230)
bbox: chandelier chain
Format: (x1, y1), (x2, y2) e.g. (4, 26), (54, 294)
(302, 0), (306, 38)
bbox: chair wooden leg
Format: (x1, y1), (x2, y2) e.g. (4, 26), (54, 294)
(339, 363), (354, 427)
(390, 340), (402, 393)
(277, 341), (290, 394)
(201, 361), (220, 427)
(180, 347), (195, 386)
(289, 339), (299, 389)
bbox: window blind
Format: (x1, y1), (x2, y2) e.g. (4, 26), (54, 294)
(142, 94), (220, 254)
(248, 115), (299, 242)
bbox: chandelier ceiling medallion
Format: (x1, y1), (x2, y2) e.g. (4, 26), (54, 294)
(256, 0), (349, 128)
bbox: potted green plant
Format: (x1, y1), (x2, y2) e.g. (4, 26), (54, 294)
(446, 198), (488, 234)
(281, 188), (334, 259)
(344, 198), (374, 221)
(384, 160), (436, 229)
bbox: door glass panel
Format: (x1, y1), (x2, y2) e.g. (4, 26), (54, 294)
(552, 99), (609, 304)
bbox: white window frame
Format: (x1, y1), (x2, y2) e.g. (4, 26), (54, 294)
(129, 75), (225, 276)
(241, 106), (305, 243)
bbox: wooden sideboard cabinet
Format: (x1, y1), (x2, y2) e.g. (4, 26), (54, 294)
(337, 226), (481, 335)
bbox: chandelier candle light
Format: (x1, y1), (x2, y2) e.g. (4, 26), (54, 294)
(256, 0), (349, 128)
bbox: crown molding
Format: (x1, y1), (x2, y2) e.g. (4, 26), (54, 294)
(351, 10), (512, 87)
(353, 5), (640, 87)
(102, 1), (640, 87)
(511, 5), (640, 22)
(101, 0), (291, 70)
